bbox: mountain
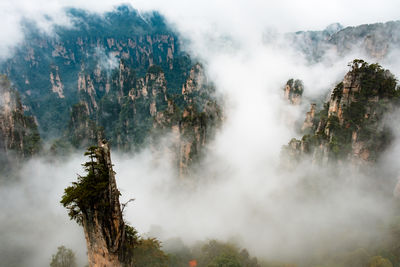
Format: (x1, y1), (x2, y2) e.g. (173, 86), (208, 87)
(286, 20), (400, 61)
(0, 75), (41, 168)
(0, 5), (222, 174)
(283, 59), (399, 166)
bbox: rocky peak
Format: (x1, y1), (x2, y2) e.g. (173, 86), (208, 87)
(283, 59), (398, 166)
(83, 141), (125, 267)
(61, 141), (134, 266)
(182, 63), (207, 101)
(301, 103), (316, 133)
(284, 79), (303, 105)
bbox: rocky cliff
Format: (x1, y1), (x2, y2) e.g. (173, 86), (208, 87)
(150, 63), (222, 176)
(59, 60), (222, 175)
(1, 5), (222, 175)
(0, 6), (191, 139)
(287, 21), (400, 62)
(61, 141), (133, 266)
(283, 59), (398, 166)
(0, 75), (40, 167)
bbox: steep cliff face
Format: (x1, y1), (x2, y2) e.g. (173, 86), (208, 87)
(61, 141), (133, 266)
(65, 103), (101, 149)
(0, 6), (190, 139)
(79, 142), (125, 266)
(283, 60), (398, 166)
(1, 6), (222, 171)
(287, 21), (400, 62)
(150, 64), (222, 176)
(60, 60), (222, 175)
(0, 75), (40, 165)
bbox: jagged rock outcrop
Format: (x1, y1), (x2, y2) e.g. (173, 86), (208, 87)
(0, 75), (41, 165)
(283, 59), (398, 166)
(60, 60), (222, 179)
(182, 63), (208, 102)
(152, 65), (222, 177)
(177, 102), (221, 177)
(284, 79), (304, 105)
(61, 141), (133, 267)
(301, 103), (316, 133)
(49, 66), (65, 98)
(66, 103), (101, 148)
(0, 6), (189, 139)
(83, 141), (125, 266)
(1, 5), (222, 176)
(61, 141), (173, 266)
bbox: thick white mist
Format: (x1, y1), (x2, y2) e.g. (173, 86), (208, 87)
(1, 1), (400, 266)
(112, 23), (399, 261)
(0, 156), (87, 266)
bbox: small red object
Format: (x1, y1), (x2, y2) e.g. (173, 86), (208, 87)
(189, 259), (197, 267)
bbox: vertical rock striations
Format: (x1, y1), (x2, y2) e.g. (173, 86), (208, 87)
(61, 140), (134, 267)
(0, 75), (41, 167)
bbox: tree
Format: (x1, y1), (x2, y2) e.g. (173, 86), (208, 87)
(368, 256), (393, 267)
(50, 246), (77, 267)
(60, 146), (109, 224)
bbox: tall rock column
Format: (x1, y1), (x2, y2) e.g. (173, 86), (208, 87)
(61, 140), (127, 267)
(83, 140), (125, 267)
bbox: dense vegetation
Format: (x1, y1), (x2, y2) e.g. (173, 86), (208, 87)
(0, 75), (41, 170)
(285, 59), (399, 163)
(1, 5), (193, 140)
(50, 246), (77, 267)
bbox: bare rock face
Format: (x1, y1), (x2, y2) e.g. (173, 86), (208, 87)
(301, 103), (316, 133)
(152, 64), (222, 177)
(82, 141), (125, 267)
(182, 63), (207, 102)
(62, 140), (131, 267)
(283, 59), (398, 166)
(49, 66), (65, 98)
(0, 75), (40, 165)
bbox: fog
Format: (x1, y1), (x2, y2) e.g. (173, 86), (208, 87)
(1, 1), (400, 266)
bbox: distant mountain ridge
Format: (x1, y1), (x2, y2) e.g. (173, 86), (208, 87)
(286, 20), (400, 61)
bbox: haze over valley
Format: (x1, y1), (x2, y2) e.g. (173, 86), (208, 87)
(2, 1), (400, 266)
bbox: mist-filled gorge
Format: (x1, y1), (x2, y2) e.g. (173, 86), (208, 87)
(2, 1), (400, 267)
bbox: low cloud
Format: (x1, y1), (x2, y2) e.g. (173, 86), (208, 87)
(1, 1), (400, 266)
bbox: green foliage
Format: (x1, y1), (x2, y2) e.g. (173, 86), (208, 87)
(293, 79), (304, 95)
(0, 5), (194, 143)
(148, 65), (164, 75)
(131, 238), (169, 267)
(50, 246), (77, 267)
(326, 115), (352, 158)
(368, 256), (393, 267)
(197, 240), (259, 267)
(349, 59), (398, 100)
(60, 146), (109, 224)
(289, 59), (399, 163)
(332, 82), (343, 99)
(285, 78), (304, 95)
(123, 224), (169, 267)
(50, 138), (74, 156)
(343, 101), (366, 128)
